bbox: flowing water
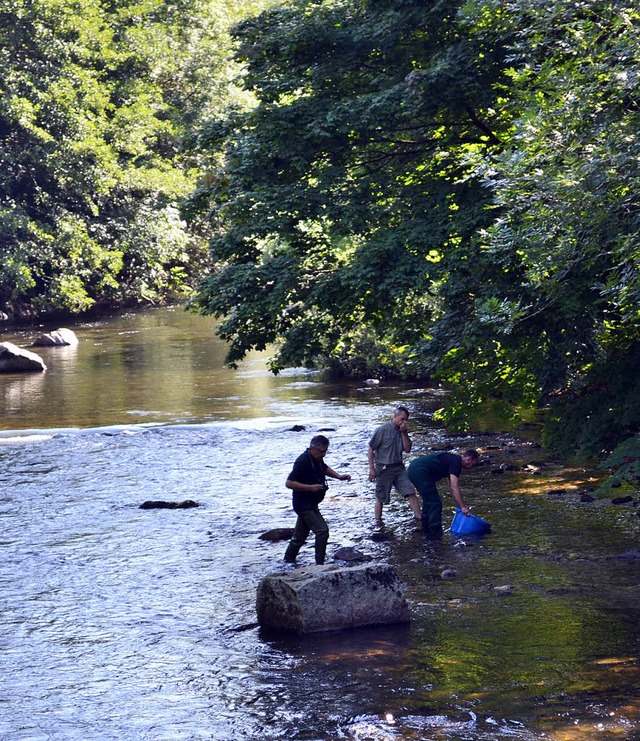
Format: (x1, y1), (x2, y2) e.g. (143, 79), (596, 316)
(1, 307), (639, 740)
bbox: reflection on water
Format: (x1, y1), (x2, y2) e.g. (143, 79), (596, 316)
(0, 307), (639, 740)
(2, 369), (48, 415)
(1, 307), (338, 430)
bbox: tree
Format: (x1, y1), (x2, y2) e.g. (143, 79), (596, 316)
(193, 0), (640, 465)
(191, 0), (514, 372)
(439, 0), (640, 457)
(0, 0), (272, 317)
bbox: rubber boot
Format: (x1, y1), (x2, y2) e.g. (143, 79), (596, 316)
(421, 519), (444, 540)
(314, 530), (329, 565)
(284, 540), (301, 563)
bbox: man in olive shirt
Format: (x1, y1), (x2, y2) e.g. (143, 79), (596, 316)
(368, 406), (421, 522)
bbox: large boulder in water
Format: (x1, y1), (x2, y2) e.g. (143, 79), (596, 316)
(0, 342), (47, 373)
(31, 328), (78, 347)
(256, 563), (410, 634)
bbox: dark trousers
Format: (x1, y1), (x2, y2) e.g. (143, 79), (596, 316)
(408, 459), (443, 539)
(284, 508), (329, 565)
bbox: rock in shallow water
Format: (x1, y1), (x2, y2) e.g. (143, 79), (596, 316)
(333, 546), (372, 563)
(611, 496), (634, 505)
(256, 563), (409, 633)
(31, 328), (78, 347)
(139, 500), (199, 509)
(0, 341), (46, 373)
(259, 528), (294, 542)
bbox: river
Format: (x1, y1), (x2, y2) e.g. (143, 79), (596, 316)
(1, 307), (638, 740)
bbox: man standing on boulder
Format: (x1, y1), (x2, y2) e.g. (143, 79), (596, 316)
(284, 435), (351, 565)
(407, 449), (479, 539)
(368, 406), (422, 523)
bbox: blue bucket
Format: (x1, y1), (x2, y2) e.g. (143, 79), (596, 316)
(450, 509), (491, 536)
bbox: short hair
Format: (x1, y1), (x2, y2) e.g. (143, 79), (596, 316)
(462, 449), (479, 461)
(394, 405), (410, 417)
(310, 434), (330, 450)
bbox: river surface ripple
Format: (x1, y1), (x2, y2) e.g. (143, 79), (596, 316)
(1, 308), (639, 740)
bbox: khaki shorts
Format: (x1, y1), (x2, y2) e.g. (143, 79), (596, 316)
(375, 464), (416, 504)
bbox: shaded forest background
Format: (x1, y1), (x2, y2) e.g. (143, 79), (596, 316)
(1, 0), (639, 484)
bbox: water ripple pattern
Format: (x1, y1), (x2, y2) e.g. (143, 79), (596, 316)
(1, 416), (399, 740)
(1, 309), (639, 740)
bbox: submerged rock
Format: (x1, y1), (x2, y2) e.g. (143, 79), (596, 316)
(256, 563), (410, 633)
(333, 546), (372, 563)
(31, 328), (78, 347)
(494, 585), (515, 594)
(139, 500), (199, 509)
(0, 342), (46, 373)
(259, 528), (294, 542)
(611, 496), (634, 505)
(610, 550), (640, 560)
(370, 530), (394, 542)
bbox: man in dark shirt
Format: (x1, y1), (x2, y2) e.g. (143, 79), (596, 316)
(407, 450), (479, 539)
(284, 434), (351, 565)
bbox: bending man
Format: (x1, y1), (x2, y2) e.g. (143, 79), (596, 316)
(284, 434), (351, 565)
(407, 450), (479, 539)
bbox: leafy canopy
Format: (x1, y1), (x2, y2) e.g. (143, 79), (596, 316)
(192, 0), (513, 373)
(192, 0), (640, 463)
(0, 0), (272, 316)
(459, 0), (640, 457)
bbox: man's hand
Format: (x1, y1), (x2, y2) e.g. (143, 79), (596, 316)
(339, 474), (351, 481)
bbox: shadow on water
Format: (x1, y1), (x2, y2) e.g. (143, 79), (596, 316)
(371, 437), (640, 741)
(224, 440), (640, 740)
(1, 307), (639, 740)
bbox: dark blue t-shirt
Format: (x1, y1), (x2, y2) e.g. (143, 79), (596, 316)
(287, 449), (328, 513)
(423, 452), (462, 480)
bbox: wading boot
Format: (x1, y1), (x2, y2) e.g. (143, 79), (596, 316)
(284, 541), (301, 563)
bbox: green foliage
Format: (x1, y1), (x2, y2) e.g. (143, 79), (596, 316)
(594, 435), (640, 496)
(542, 343), (640, 460)
(189, 0), (640, 461)
(456, 0), (640, 453)
(192, 0), (513, 374)
(0, 0), (273, 317)
(411, 0), (640, 453)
